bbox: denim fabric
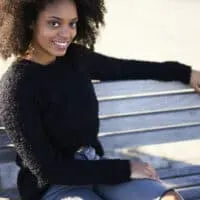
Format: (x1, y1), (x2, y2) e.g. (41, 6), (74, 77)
(74, 146), (101, 160)
(41, 179), (175, 200)
(94, 179), (173, 200)
(41, 185), (103, 200)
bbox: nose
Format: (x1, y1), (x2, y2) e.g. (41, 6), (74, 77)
(59, 25), (73, 38)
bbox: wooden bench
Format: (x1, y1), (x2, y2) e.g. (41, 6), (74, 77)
(0, 79), (200, 199)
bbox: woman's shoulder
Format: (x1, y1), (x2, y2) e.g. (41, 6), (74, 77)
(0, 59), (36, 96)
(67, 43), (92, 59)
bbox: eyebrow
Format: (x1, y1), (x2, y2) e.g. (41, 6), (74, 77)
(48, 16), (78, 21)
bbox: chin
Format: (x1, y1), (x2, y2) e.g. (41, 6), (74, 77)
(49, 51), (65, 58)
(56, 53), (66, 57)
(52, 49), (68, 57)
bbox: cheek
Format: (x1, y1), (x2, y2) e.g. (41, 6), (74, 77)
(36, 25), (56, 44)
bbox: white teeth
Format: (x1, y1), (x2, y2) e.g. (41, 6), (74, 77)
(54, 41), (68, 48)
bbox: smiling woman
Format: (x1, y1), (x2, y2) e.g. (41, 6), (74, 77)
(27, 0), (78, 64)
(0, 0), (105, 62)
(0, 0), (200, 200)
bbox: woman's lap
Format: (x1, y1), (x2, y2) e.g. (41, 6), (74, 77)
(41, 179), (174, 200)
(41, 185), (103, 200)
(94, 179), (173, 200)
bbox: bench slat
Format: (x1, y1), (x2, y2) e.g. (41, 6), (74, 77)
(0, 134), (11, 147)
(0, 188), (20, 200)
(100, 105), (200, 119)
(0, 147), (16, 163)
(99, 123), (200, 137)
(164, 174), (200, 189)
(99, 125), (200, 150)
(94, 80), (192, 97)
(177, 186), (200, 200)
(97, 89), (194, 101)
(99, 109), (200, 133)
(158, 166), (200, 179)
(99, 93), (200, 116)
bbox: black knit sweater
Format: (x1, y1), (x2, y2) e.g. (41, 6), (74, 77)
(0, 43), (191, 200)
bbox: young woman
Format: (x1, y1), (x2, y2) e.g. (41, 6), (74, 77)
(0, 0), (200, 200)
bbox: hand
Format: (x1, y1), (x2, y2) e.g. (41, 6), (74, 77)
(130, 161), (160, 181)
(190, 70), (200, 93)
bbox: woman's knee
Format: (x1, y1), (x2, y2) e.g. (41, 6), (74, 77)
(161, 191), (184, 200)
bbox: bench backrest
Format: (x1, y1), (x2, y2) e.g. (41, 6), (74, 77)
(94, 80), (200, 159)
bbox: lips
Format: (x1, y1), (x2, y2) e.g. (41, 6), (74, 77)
(52, 40), (70, 49)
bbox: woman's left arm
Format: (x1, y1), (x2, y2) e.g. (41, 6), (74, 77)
(87, 49), (200, 93)
(79, 45), (191, 84)
(71, 44), (200, 92)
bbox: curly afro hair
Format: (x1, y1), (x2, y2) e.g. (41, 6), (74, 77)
(0, 0), (106, 59)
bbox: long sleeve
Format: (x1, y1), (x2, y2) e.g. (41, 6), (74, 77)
(72, 44), (191, 83)
(0, 67), (131, 186)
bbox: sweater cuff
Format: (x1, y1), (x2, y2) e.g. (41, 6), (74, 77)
(165, 61), (192, 84)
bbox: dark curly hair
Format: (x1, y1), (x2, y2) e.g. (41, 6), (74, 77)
(0, 0), (106, 59)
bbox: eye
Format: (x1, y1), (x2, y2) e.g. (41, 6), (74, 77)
(69, 21), (78, 29)
(48, 20), (60, 28)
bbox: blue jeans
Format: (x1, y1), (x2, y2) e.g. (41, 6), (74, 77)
(41, 179), (175, 200)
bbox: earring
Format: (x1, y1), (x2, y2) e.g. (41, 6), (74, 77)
(24, 42), (35, 58)
(28, 43), (35, 53)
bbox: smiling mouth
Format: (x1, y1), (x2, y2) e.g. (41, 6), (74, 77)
(52, 41), (70, 49)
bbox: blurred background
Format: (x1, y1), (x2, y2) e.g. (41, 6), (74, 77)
(95, 0), (200, 68)
(1, 0), (200, 76)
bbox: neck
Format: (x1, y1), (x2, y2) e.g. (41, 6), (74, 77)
(23, 43), (56, 66)
(24, 53), (56, 66)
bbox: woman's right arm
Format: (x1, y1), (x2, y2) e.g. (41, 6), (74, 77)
(0, 67), (131, 185)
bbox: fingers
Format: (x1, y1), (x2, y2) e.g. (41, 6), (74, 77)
(130, 161), (160, 181)
(190, 70), (200, 94)
(195, 84), (200, 93)
(190, 82), (200, 94)
(144, 163), (160, 181)
(192, 83), (200, 93)
(190, 79), (200, 92)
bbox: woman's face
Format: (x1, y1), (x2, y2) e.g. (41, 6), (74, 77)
(31, 0), (78, 63)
